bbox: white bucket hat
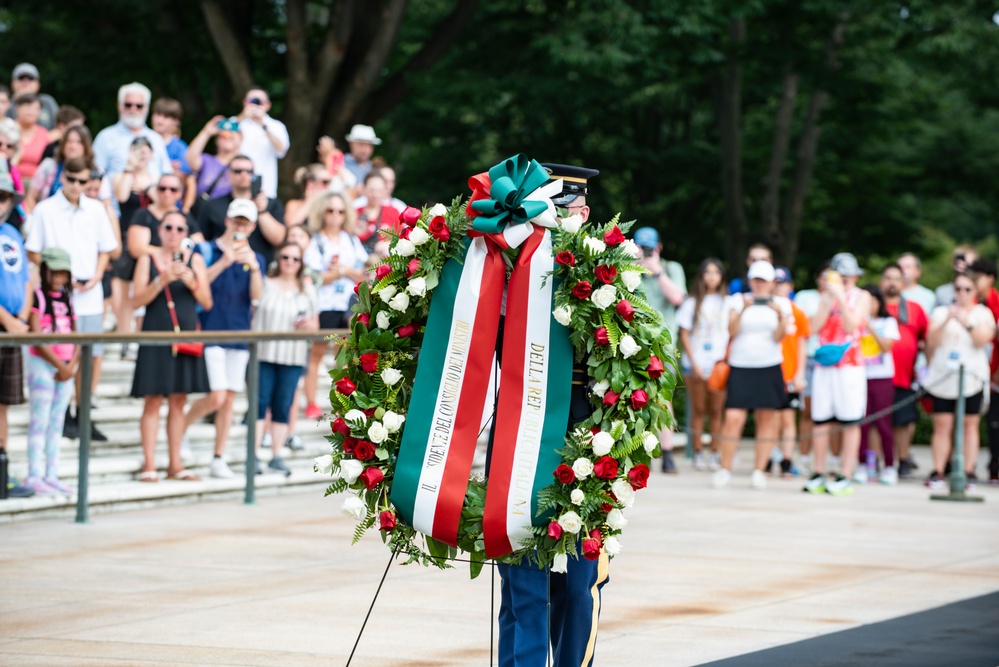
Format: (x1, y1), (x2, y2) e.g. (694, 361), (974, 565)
(345, 124), (382, 145)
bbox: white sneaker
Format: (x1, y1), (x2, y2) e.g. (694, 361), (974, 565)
(180, 435), (193, 463)
(692, 452), (707, 470)
(708, 452), (721, 471)
(750, 469), (767, 490)
(209, 457), (234, 479)
(879, 466), (898, 485)
(712, 469), (732, 488)
(852, 467), (868, 484)
(261, 432), (273, 450)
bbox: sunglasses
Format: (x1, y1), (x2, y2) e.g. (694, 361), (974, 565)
(0, 142), (14, 150)
(16, 74), (36, 81)
(64, 175), (88, 185)
(122, 101), (145, 110)
(278, 254), (302, 263)
(327, 208), (346, 214)
(230, 168), (253, 175)
(157, 185), (181, 193)
(162, 224), (188, 233)
(246, 97), (265, 106)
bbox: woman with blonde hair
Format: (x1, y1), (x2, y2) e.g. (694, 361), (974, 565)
(284, 163), (333, 228)
(301, 191), (367, 419)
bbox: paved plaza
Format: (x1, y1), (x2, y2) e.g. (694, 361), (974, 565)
(1, 450), (997, 666)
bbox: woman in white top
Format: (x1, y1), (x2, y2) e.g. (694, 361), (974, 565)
(677, 258), (728, 470)
(302, 191), (368, 420)
(251, 241), (318, 475)
(858, 284), (900, 484)
(714, 261), (790, 489)
(923, 271), (995, 490)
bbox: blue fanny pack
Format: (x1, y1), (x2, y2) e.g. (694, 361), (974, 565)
(814, 342), (851, 367)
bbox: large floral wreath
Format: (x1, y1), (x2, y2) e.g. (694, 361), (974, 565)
(316, 158), (678, 577)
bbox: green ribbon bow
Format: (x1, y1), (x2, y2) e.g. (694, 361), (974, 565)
(470, 154), (552, 234)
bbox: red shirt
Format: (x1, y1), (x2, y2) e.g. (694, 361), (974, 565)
(984, 288), (999, 375)
(355, 205), (401, 244)
(886, 299), (928, 389)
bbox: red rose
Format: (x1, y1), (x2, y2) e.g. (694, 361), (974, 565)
(335, 377), (356, 395)
(590, 426), (601, 435)
(547, 521), (563, 540)
(406, 258), (420, 278)
(602, 390), (619, 406)
(343, 436), (358, 455)
(363, 407), (377, 417)
(353, 440), (376, 461)
(595, 264), (617, 284)
(616, 299), (636, 322)
(375, 263), (392, 280)
(360, 352), (379, 374)
(379, 510), (397, 532)
(400, 206), (422, 225)
(593, 455), (619, 479)
(589, 528), (603, 542)
(555, 251), (576, 267)
(628, 463), (650, 490)
(359, 466), (384, 490)
(397, 323), (417, 338)
(554, 464), (576, 484)
(582, 538), (602, 561)
(572, 281), (592, 299)
(400, 226), (411, 240)
(603, 225), (626, 246)
(600, 502), (614, 513)
(594, 327), (610, 346)
(355, 312), (370, 327)
(331, 418), (351, 436)
(428, 216), (450, 242)
(631, 389), (648, 410)
(646, 356), (664, 379)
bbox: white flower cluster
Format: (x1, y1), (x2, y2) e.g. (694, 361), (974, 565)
(590, 284), (616, 309)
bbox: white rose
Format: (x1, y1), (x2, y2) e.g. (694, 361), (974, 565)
(381, 368), (403, 386)
(376, 311), (391, 329)
(553, 305), (572, 327)
(572, 457), (594, 480)
(606, 508), (628, 530)
(619, 335), (641, 359)
(591, 379), (610, 398)
(621, 239), (641, 259)
(583, 236), (606, 256)
(378, 285), (397, 303)
(407, 277), (427, 297)
(557, 510), (583, 534)
(428, 203), (447, 217)
(340, 459), (364, 484)
(409, 227), (430, 246)
(604, 536), (622, 556)
(344, 409), (367, 423)
(382, 411), (405, 433)
(611, 479), (636, 508)
(590, 284), (616, 310)
(367, 421), (389, 444)
(388, 292), (411, 312)
(551, 552), (568, 574)
(621, 271), (642, 292)
(392, 239), (416, 257)
(642, 432), (659, 453)
(340, 496), (366, 521)
(560, 214), (583, 233)
(570, 489), (585, 505)
(591, 431), (614, 456)
(314, 454), (334, 475)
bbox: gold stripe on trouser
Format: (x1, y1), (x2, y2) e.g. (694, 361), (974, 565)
(580, 549), (610, 666)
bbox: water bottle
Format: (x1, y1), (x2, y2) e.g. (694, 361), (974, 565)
(0, 446), (8, 499)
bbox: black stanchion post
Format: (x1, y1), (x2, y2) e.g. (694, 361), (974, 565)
(245, 341), (259, 505)
(75, 344), (93, 523)
(932, 364), (984, 503)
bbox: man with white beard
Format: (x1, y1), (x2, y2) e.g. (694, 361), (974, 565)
(93, 82), (173, 185)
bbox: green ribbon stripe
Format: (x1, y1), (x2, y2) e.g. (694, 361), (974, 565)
(470, 154), (551, 234)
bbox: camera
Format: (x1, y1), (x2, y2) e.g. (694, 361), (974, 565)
(172, 251), (183, 262)
(642, 247), (655, 258)
(752, 296), (772, 306)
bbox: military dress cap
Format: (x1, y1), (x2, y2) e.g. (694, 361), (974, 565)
(541, 163), (599, 206)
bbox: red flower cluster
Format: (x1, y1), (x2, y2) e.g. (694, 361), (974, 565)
(375, 264), (392, 280)
(554, 464), (576, 484)
(355, 312), (370, 327)
(631, 389), (648, 410)
(354, 441), (376, 461)
(360, 352), (379, 373)
(594, 264), (617, 284)
(603, 226), (625, 246)
(336, 377), (356, 395)
(594, 327), (610, 346)
(593, 456), (619, 479)
(572, 281), (592, 299)
(582, 528), (603, 561)
(602, 390), (619, 406)
(428, 216), (450, 242)
(547, 521), (563, 540)
(646, 356), (664, 378)
(379, 510), (397, 532)
(406, 259), (420, 277)
(359, 466), (384, 490)
(628, 464), (650, 490)
(331, 418), (350, 436)
(555, 251), (576, 266)
(397, 323), (416, 338)
(400, 206), (421, 226)
(616, 299), (636, 322)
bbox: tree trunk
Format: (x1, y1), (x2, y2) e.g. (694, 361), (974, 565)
(716, 18), (747, 270)
(760, 69), (799, 259)
(198, 0), (254, 96)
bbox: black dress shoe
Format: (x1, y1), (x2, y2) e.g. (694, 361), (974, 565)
(90, 423), (109, 442)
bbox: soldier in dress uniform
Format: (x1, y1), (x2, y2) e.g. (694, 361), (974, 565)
(495, 163), (610, 667)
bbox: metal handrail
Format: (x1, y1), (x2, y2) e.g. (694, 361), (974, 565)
(0, 328), (349, 522)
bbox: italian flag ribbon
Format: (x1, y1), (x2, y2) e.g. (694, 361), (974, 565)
(391, 156), (573, 556)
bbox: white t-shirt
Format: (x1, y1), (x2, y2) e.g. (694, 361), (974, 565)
(238, 115), (290, 199)
(25, 191), (118, 316)
(924, 304), (995, 399)
(304, 230), (368, 312)
(725, 294), (792, 369)
(794, 288), (822, 357)
(676, 294), (729, 376)
(863, 316), (901, 380)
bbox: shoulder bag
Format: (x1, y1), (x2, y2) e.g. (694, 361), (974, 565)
(162, 280), (204, 357)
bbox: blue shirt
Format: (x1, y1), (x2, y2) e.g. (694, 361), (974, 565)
(198, 240), (266, 350)
(0, 221), (29, 317)
(92, 121), (173, 179)
(344, 154), (372, 183)
(165, 136), (191, 175)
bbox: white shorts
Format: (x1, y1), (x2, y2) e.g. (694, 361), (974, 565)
(810, 364), (867, 423)
(204, 346), (250, 393)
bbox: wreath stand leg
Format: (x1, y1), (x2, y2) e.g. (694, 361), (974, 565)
(345, 545), (400, 667)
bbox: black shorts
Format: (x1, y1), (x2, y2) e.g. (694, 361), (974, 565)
(927, 391), (985, 415)
(318, 310), (350, 330)
(725, 364), (787, 410)
(892, 387), (919, 426)
(0, 344), (25, 405)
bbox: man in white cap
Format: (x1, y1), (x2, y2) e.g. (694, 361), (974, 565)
(237, 87), (289, 199)
(343, 124), (381, 182)
(7, 63), (57, 130)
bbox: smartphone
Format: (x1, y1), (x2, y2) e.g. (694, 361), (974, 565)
(251, 175), (262, 198)
(172, 251), (183, 262)
(233, 232), (247, 243)
(752, 296), (772, 306)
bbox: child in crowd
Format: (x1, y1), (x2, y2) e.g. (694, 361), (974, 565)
(24, 248), (77, 495)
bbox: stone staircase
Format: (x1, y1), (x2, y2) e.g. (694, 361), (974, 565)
(0, 343), (338, 522)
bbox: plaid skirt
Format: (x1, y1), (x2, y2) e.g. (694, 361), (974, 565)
(0, 345), (26, 405)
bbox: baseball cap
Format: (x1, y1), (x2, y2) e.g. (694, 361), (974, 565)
(226, 198), (258, 223)
(0, 172), (23, 207)
(41, 247), (72, 273)
(831, 252), (863, 277)
(774, 266), (792, 283)
(12, 63), (39, 80)
(747, 260), (776, 282)
(633, 227), (660, 249)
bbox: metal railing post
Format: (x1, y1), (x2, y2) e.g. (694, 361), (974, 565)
(75, 344), (93, 524)
(932, 364), (983, 503)
(245, 341), (259, 505)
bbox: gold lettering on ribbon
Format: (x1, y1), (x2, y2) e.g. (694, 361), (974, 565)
(427, 320), (472, 467)
(511, 343), (546, 516)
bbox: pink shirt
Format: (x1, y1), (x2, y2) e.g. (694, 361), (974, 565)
(17, 125), (50, 181)
(818, 287), (865, 367)
(30, 288), (75, 362)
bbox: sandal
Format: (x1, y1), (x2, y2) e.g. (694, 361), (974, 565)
(138, 471), (159, 483)
(166, 469), (201, 481)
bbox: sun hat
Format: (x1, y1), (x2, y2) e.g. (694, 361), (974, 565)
(345, 124), (382, 145)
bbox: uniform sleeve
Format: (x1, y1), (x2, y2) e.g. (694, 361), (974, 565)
(675, 297), (694, 331)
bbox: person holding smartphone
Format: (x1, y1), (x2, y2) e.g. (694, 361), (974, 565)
(237, 87), (289, 199)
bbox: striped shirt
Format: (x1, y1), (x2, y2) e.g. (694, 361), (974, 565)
(251, 280), (318, 367)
